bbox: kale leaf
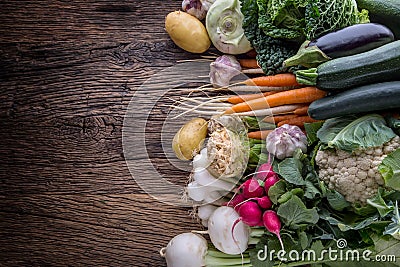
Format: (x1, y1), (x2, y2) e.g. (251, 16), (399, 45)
(241, 0), (299, 75)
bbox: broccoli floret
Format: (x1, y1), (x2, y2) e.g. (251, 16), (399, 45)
(315, 136), (400, 205)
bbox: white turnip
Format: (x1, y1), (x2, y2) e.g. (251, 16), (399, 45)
(161, 232), (208, 267)
(208, 206), (250, 255)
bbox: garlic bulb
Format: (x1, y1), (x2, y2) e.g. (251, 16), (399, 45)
(182, 0), (212, 20)
(209, 55), (241, 88)
(266, 124), (308, 160)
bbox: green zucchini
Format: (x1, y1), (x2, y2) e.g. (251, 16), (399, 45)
(308, 81), (400, 120)
(357, 0), (400, 39)
(296, 40), (400, 91)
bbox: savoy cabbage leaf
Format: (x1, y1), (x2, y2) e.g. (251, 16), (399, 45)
(254, 0), (369, 41)
(305, 0), (369, 40)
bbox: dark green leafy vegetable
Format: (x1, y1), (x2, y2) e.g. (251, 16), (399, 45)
(379, 148), (400, 191)
(241, 0), (299, 75)
(316, 114), (396, 152)
(251, 0), (369, 42)
(305, 0), (369, 40)
(326, 190), (351, 211)
(257, 0), (308, 40)
(383, 201), (400, 240)
(277, 195), (319, 229)
(386, 116), (400, 135)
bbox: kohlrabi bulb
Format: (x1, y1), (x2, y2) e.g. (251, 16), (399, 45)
(206, 0), (252, 54)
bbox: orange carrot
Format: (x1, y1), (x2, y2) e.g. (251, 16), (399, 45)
(239, 58), (259, 69)
(227, 91), (278, 104)
(248, 130), (273, 140)
(293, 105), (309, 116)
(242, 73), (300, 87)
(277, 116), (321, 127)
(272, 114), (299, 124)
(224, 87), (327, 114)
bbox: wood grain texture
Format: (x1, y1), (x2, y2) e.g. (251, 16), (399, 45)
(0, 1), (209, 266)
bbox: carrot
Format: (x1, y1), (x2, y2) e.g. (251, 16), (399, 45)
(227, 91), (278, 104)
(271, 114), (299, 124)
(293, 105), (309, 116)
(224, 87), (327, 114)
(236, 104), (302, 117)
(246, 49), (257, 58)
(242, 73), (300, 87)
(277, 116), (321, 127)
(239, 58), (259, 69)
(248, 130), (273, 140)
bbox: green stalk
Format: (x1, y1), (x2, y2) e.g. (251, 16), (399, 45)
(283, 40), (331, 68)
(205, 249), (251, 266)
(294, 68), (318, 86)
(243, 116), (275, 131)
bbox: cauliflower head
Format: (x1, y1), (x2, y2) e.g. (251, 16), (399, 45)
(316, 136), (400, 205)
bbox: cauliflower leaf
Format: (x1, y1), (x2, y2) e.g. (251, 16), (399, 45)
(379, 148), (400, 191)
(317, 114), (396, 152)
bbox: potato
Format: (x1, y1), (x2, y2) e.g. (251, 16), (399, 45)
(172, 118), (208, 160)
(165, 11), (211, 54)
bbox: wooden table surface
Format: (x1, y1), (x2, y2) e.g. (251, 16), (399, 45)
(0, 1), (204, 266)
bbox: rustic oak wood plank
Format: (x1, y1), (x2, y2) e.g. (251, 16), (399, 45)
(0, 194), (201, 266)
(0, 0), (215, 266)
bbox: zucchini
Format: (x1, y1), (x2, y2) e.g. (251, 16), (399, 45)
(284, 23), (394, 68)
(296, 40), (400, 91)
(357, 0), (400, 39)
(308, 81), (400, 120)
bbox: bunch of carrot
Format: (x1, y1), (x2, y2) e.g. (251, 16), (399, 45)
(224, 73), (325, 139)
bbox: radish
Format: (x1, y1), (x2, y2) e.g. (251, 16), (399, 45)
(161, 232), (208, 267)
(254, 162), (275, 181)
(254, 195), (272, 209)
(236, 201), (263, 227)
(264, 173), (280, 193)
(242, 178), (264, 199)
(263, 210), (285, 251)
(208, 206), (250, 255)
(224, 193), (246, 210)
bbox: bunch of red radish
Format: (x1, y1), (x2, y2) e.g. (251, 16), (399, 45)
(224, 163), (285, 250)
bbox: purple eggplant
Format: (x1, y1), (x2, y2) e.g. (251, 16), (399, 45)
(284, 23), (394, 68)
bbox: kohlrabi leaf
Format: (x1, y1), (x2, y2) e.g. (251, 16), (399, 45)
(379, 148), (400, 191)
(326, 190), (351, 211)
(268, 179), (287, 204)
(276, 157), (305, 185)
(317, 114), (396, 152)
(277, 195), (319, 229)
